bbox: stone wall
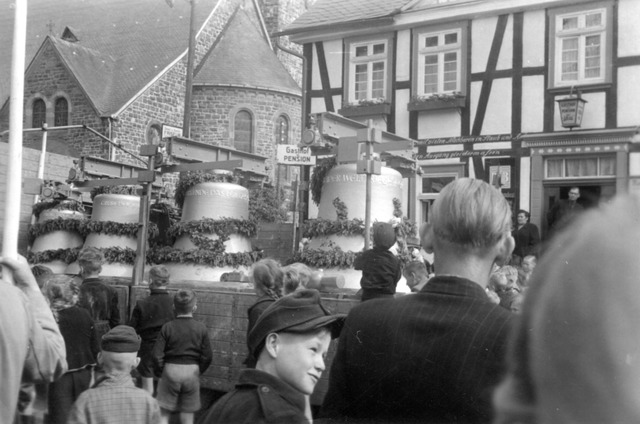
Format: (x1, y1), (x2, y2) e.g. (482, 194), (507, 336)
(190, 86), (301, 183)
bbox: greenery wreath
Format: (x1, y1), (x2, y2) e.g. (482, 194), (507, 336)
(32, 200), (85, 220)
(28, 247), (80, 265)
(310, 156), (337, 205)
(174, 171), (239, 210)
(148, 246), (263, 268)
(83, 220), (159, 240)
(289, 247), (362, 269)
(28, 217), (87, 244)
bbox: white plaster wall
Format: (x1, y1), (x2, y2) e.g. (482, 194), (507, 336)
(323, 39), (344, 89)
(427, 144), (464, 153)
(482, 78), (512, 135)
(311, 97), (327, 113)
(395, 89), (411, 138)
(618, 66), (640, 127)
(496, 15), (513, 71)
(519, 156), (531, 211)
(417, 110), (462, 138)
(311, 44), (322, 91)
(521, 76), (545, 133)
(618, 0), (640, 57)
(472, 141), (512, 150)
(396, 30), (411, 82)
(522, 10), (545, 67)
(629, 152), (640, 176)
(472, 16), (497, 74)
(332, 95), (342, 111)
(553, 92), (605, 131)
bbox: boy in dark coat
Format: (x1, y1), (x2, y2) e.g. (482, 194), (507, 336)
(129, 265), (174, 394)
(354, 221), (402, 301)
(201, 289), (345, 423)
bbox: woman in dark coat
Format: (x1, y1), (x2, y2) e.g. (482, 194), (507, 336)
(512, 209), (540, 263)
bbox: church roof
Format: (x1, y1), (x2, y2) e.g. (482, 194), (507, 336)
(0, 0), (218, 116)
(193, 9), (300, 95)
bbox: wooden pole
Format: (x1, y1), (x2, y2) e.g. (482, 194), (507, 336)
(31, 124), (48, 226)
(2, 0), (28, 283)
(133, 151), (156, 286)
(182, 0), (197, 138)
(364, 122), (373, 250)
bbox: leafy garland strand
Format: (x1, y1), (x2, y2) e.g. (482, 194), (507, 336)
(84, 220), (159, 239)
(149, 246), (263, 268)
(290, 247), (362, 269)
(168, 218), (257, 240)
(174, 171), (239, 210)
(310, 156), (337, 205)
(32, 200), (85, 220)
(302, 218), (365, 238)
(28, 218), (87, 243)
(28, 246), (139, 265)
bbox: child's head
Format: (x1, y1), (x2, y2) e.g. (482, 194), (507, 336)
(500, 265), (519, 287)
(282, 263), (313, 294)
(98, 325), (141, 374)
(521, 255), (537, 273)
(489, 271), (508, 292)
(248, 289), (346, 395)
(42, 274), (79, 307)
(372, 222), (396, 250)
(77, 247), (103, 277)
(149, 265), (170, 288)
(250, 258), (284, 298)
(174, 289), (197, 315)
(31, 265), (54, 289)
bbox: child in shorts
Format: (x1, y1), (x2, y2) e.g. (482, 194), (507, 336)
(200, 289), (346, 423)
(152, 289), (212, 424)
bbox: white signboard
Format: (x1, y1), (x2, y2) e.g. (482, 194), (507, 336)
(162, 124), (183, 139)
(277, 145), (316, 166)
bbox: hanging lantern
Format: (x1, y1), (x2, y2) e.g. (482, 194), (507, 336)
(557, 92), (587, 129)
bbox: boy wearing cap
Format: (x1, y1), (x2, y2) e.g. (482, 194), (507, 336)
(67, 325), (160, 424)
(129, 265), (175, 394)
(353, 221), (402, 302)
(200, 289), (345, 423)
(152, 289), (212, 424)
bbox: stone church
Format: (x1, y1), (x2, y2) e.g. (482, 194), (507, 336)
(0, 0), (310, 193)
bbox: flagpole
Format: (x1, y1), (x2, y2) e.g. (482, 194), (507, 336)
(2, 0), (28, 284)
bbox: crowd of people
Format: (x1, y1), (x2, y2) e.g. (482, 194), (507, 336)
(2, 178), (637, 423)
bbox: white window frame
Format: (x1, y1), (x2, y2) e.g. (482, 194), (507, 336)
(550, 4), (611, 88)
(417, 29), (462, 96)
(544, 155), (616, 180)
(347, 39), (389, 103)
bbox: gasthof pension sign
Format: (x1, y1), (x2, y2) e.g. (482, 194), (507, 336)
(276, 145), (316, 166)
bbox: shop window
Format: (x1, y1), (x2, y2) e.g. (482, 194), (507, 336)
(54, 97), (69, 126)
(345, 35), (392, 105)
(32, 98), (46, 128)
(549, 3), (612, 88)
(545, 155), (615, 179)
(234, 110), (253, 153)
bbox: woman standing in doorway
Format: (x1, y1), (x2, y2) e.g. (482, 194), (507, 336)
(512, 209), (540, 264)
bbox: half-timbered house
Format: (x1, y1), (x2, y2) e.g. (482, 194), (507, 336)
(280, 0), (640, 237)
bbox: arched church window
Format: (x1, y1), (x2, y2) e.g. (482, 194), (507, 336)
(32, 99), (46, 128)
(234, 110), (253, 153)
(54, 97), (69, 126)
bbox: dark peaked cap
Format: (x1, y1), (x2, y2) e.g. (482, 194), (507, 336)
(248, 289), (346, 357)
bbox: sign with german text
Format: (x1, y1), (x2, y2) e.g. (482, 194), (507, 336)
(416, 148), (510, 160)
(162, 124), (183, 139)
(416, 134), (513, 146)
(277, 145), (316, 166)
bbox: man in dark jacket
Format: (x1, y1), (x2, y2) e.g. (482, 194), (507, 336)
(320, 178), (516, 423)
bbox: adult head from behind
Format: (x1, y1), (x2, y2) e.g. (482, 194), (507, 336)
(494, 194), (640, 423)
(250, 258), (284, 299)
(402, 261), (429, 293)
(420, 178), (514, 286)
(149, 265), (170, 288)
(77, 247), (103, 279)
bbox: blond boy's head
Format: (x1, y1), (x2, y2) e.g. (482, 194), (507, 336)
(248, 290), (345, 395)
